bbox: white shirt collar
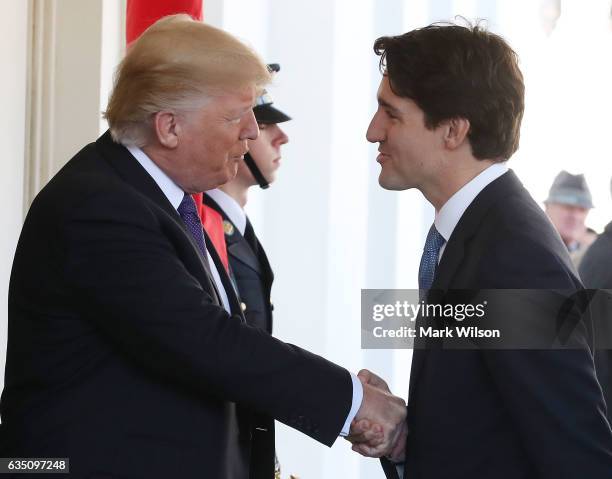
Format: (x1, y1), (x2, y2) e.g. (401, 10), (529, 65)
(205, 188), (247, 235)
(435, 163), (509, 243)
(126, 145), (184, 210)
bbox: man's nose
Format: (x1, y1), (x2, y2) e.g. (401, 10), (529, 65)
(569, 206), (587, 217)
(241, 110), (259, 141)
(275, 125), (289, 146)
(366, 113), (382, 143)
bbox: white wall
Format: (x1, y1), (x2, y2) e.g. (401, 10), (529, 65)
(25, 0), (125, 207)
(503, 0), (612, 231)
(1, 0), (125, 403)
(100, 0), (127, 134)
(0, 0), (28, 388)
(53, 0), (104, 169)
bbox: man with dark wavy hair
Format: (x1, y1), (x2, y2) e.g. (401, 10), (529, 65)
(349, 22), (612, 479)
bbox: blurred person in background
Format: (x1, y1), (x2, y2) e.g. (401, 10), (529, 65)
(544, 170), (597, 267)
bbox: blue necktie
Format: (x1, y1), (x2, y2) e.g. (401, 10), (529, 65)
(178, 194), (207, 257)
(177, 193), (222, 304)
(418, 224), (446, 290)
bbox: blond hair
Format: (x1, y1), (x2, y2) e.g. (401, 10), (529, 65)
(104, 14), (271, 146)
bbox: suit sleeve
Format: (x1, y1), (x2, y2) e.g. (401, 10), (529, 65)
(61, 188), (352, 446)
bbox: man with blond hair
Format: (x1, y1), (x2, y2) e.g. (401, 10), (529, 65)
(0, 15), (404, 478)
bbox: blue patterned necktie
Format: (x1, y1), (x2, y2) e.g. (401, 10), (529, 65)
(418, 224), (446, 290)
(177, 193), (224, 308)
(177, 193), (209, 263)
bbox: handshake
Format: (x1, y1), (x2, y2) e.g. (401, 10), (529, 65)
(346, 370), (407, 463)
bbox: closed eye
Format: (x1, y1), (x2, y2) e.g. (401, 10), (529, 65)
(226, 106), (253, 125)
(378, 98), (401, 120)
(383, 108), (399, 120)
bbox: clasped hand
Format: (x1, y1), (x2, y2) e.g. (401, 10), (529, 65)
(345, 369), (407, 462)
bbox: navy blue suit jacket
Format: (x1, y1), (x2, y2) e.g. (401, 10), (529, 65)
(383, 171), (612, 479)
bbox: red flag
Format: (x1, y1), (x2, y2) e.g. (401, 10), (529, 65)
(193, 193), (230, 273)
(125, 0), (231, 271)
(126, 0), (203, 45)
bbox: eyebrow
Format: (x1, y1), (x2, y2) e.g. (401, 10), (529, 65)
(231, 105), (253, 117)
(378, 97), (401, 116)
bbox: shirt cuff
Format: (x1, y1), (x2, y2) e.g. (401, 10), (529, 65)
(339, 372), (363, 436)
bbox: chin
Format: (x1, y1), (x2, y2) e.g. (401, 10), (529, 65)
(378, 173), (407, 191)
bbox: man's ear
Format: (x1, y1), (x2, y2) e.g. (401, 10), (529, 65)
(442, 117), (470, 151)
(152, 111), (180, 149)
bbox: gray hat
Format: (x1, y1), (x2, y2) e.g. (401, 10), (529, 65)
(545, 171), (593, 209)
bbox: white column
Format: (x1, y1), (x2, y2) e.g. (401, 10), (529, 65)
(24, 0), (126, 209)
(100, 0), (127, 135)
(0, 0), (28, 390)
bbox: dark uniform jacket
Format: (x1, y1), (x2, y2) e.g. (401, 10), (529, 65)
(204, 192), (276, 479)
(204, 194), (274, 334)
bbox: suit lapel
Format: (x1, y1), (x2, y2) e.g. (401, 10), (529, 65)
(252, 234), (274, 292)
(204, 232), (246, 321)
(228, 236), (262, 274)
(409, 170), (521, 400)
(433, 170), (522, 290)
(96, 131), (178, 221)
(95, 131), (220, 305)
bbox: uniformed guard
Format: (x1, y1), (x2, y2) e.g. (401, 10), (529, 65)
(202, 64), (291, 479)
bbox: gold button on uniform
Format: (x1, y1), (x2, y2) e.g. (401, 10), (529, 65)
(223, 220), (235, 236)
(240, 302), (247, 312)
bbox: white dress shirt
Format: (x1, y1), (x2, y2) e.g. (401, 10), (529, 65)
(127, 147), (362, 436)
(435, 163), (509, 261)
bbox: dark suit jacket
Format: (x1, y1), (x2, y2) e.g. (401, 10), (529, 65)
(0, 131), (352, 479)
(579, 221), (612, 426)
(580, 221), (612, 289)
(203, 193), (277, 479)
(383, 170), (612, 479)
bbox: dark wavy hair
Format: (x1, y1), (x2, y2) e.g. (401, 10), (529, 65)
(374, 21), (524, 161)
